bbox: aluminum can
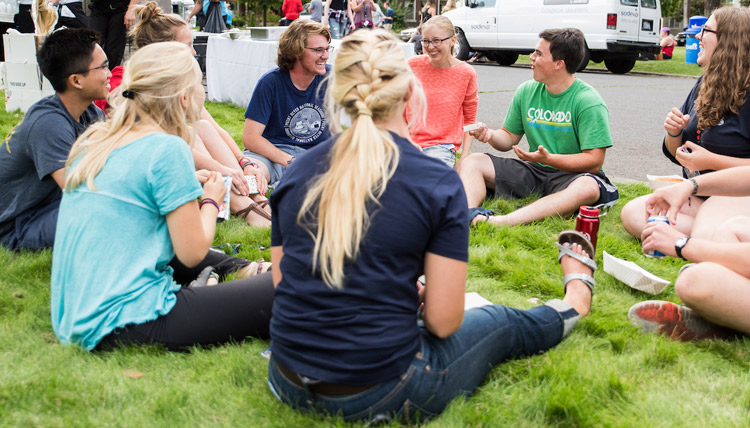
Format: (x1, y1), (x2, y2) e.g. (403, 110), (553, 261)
(575, 206), (600, 251)
(646, 215), (670, 258)
(218, 175), (232, 222)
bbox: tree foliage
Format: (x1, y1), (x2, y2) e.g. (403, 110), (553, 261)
(660, 0), (682, 17)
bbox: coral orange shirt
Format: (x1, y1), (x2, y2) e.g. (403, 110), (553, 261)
(406, 55), (478, 152)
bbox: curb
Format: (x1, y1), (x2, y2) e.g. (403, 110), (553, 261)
(478, 62), (700, 79)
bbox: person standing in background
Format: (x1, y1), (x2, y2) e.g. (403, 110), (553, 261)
(383, 1), (394, 31)
(51, 0), (89, 29)
(324, 0), (354, 39)
(282, 0), (302, 25)
(13, 0), (34, 33)
(310, 0), (323, 22)
(89, 0), (139, 69)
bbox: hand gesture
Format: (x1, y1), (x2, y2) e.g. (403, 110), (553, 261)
(469, 123), (492, 143)
(202, 171), (227, 203)
(645, 180), (692, 225)
(513, 144), (551, 164)
(675, 141), (712, 173)
(664, 107), (690, 137)
(641, 221), (685, 259)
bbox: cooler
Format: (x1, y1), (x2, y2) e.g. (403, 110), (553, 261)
(685, 15), (708, 65)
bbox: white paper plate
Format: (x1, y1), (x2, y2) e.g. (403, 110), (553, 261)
(646, 174), (685, 191)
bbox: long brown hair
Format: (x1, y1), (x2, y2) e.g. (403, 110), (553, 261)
(695, 6), (750, 130)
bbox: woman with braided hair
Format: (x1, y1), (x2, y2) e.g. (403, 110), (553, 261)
(266, 29), (595, 423)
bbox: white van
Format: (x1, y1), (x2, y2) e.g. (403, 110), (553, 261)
(443, 0), (662, 74)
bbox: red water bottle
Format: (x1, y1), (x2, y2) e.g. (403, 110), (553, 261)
(575, 206), (600, 251)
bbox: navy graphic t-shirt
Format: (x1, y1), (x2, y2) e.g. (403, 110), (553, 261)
(245, 66), (331, 148)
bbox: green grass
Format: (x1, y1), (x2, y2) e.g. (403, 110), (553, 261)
(2, 97), (749, 427)
(517, 46), (703, 76)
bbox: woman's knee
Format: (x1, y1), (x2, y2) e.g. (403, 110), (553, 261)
(620, 195), (649, 238)
(674, 263), (717, 306)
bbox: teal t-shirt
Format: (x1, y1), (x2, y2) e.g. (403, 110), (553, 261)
(503, 79), (612, 167)
(51, 133), (203, 350)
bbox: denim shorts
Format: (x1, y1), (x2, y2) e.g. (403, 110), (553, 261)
(421, 143), (456, 168)
(267, 300), (580, 424)
(243, 144), (309, 189)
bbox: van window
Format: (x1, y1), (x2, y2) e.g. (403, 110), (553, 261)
(474, 0), (495, 7)
(641, 0), (657, 8)
(620, 0), (637, 6)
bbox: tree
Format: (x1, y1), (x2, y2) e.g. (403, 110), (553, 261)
(703, 0), (720, 15)
(660, 0), (682, 17)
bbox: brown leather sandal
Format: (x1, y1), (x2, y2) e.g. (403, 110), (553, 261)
(235, 199), (272, 221)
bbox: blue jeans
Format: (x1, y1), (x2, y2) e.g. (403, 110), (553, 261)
(268, 300), (580, 423)
(421, 143), (456, 168)
(243, 144), (309, 189)
(1, 199), (60, 251)
(328, 16), (347, 39)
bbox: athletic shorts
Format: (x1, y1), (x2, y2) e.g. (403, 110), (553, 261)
(487, 155), (619, 209)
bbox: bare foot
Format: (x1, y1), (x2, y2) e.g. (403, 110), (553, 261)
(560, 242), (593, 317)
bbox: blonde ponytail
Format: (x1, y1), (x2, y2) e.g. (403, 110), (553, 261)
(298, 30), (423, 289)
(65, 42), (202, 192)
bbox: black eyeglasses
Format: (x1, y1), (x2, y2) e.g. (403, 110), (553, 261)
(700, 27), (717, 38)
(70, 61), (109, 76)
(305, 46), (334, 55)
(420, 36), (452, 47)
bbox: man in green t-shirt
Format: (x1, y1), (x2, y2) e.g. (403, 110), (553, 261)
(460, 28), (618, 226)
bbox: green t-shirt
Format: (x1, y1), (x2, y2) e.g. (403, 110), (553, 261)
(503, 79), (612, 167)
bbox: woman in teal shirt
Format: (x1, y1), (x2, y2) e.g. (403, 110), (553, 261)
(51, 42), (273, 351)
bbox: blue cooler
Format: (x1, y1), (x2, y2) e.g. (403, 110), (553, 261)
(685, 15), (708, 65)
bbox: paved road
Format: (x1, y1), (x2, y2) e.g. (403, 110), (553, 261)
(469, 63), (699, 183)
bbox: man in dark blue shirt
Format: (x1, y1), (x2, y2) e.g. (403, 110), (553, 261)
(0, 29), (108, 250)
(242, 19), (332, 188)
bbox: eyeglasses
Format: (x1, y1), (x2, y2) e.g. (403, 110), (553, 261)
(70, 61), (109, 75)
(305, 46), (334, 55)
(420, 36), (452, 47)
(700, 27), (717, 38)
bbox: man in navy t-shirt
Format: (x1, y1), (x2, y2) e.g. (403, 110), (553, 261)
(0, 29), (107, 250)
(242, 19), (332, 188)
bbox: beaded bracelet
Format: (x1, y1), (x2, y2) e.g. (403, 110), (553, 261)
(199, 198), (220, 211)
(238, 156), (259, 170)
(689, 178), (699, 196)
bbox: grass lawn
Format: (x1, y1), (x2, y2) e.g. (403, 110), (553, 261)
(517, 46), (703, 76)
(2, 98), (749, 427)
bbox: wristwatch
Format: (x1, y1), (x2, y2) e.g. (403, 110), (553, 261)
(286, 156), (296, 167)
(675, 236), (691, 260)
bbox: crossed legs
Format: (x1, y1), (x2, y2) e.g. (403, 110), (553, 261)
(674, 216), (750, 334)
(192, 120), (271, 227)
(621, 194), (750, 240)
(459, 153), (600, 226)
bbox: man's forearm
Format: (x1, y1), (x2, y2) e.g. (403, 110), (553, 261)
(487, 128), (519, 152)
(244, 136), (293, 165)
(539, 151), (604, 173)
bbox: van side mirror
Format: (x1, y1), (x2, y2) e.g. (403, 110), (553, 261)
(468, 0), (478, 7)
